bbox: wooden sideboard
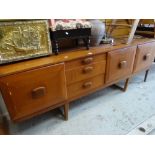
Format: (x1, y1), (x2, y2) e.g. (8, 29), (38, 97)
(0, 38), (155, 125)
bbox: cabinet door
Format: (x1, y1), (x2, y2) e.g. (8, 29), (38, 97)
(133, 42), (155, 73)
(106, 46), (136, 83)
(0, 63), (67, 122)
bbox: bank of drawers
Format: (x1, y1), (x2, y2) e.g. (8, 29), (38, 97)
(65, 54), (106, 99)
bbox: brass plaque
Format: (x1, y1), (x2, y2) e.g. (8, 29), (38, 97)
(0, 20), (52, 64)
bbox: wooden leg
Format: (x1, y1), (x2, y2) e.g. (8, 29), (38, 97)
(113, 78), (130, 92)
(53, 40), (59, 55)
(0, 116), (9, 135)
(123, 78), (130, 92)
(64, 103), (69, 121)
(86, 36), (90, 50)
(144, 69), (149, 82)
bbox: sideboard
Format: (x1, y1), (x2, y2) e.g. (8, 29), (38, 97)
(0, 38), (155, 125)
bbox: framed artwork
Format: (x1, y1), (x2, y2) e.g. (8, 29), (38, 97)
(0, 20), (52, 64)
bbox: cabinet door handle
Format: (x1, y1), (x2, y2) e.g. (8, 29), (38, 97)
(143, 53), (151, 61)
(83, 66), (93, 73)
(83, 82), (92, 88)
(32, 86), (46, 99)
(82, 57), (93, 64)
(119, 60), (127, 69)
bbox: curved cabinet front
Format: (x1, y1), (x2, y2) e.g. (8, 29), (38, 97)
(133, 42), (155, 73)
(105, 46), (137, 83)
(0, 63), (67, 122)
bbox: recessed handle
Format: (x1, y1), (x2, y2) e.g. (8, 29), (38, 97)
(83, 66), (93, 73)
(119, 60), (127, 69)
(82, 57), (93, 64)
(32, 86), (46, 99)
(143, 53), (151, 61)
(83, 82), (92, 88)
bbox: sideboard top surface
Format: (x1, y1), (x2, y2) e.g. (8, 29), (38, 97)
(0, 38), (155, 77)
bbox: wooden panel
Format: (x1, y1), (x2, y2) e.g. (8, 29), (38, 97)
(0, 63), (67, 121)
(66, 61), (106, 85)
(65, 53), (106, 70)
(106, 46), (136, 83)
(133, 42), (155, 73)
(67, 74), (105, 99)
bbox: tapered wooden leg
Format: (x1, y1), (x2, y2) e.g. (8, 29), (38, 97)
(113, 78), (130, 92)
(64, 103), (69, 121)
(144, 69), (149, 82)
(123, 78), (130, 92)
(0, 116), (9, 135)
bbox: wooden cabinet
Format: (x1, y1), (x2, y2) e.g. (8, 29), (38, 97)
(133, 42), (155, 73)
(0, 39), (155, 125)
(105, 46), (137, 83)
(0, 63), (67, 122)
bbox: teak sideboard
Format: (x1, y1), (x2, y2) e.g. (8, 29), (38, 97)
(0, 38), (155, 124)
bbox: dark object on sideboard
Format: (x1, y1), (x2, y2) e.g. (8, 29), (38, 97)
(50, 28), (91, 55)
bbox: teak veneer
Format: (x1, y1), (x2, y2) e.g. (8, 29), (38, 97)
(0, 38), (155, 132)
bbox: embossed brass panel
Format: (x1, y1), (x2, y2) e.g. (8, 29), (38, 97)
(0, 20), (52, 64)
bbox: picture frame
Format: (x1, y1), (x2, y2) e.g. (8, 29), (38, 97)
(0, 20), (52, 64)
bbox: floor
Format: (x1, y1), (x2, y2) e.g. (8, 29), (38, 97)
(7, 63), (155, 135)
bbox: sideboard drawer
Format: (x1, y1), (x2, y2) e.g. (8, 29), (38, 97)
(133, 42), (155, 73)
(66, 61), (106, 85)
(67, 74), (105, 99)
(106, 46), (136, 83)
(65, 53), (106, 70)
(0, 63), (67, 121)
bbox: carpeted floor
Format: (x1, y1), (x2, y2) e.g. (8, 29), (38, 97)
(8, 63), (155, 135)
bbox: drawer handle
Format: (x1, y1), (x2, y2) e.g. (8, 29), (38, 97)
(83, 66), (93, 73)
(119, 61), (127, 69)
(82, 57), (93, 64)
(32, 86), (46, 99)
(83, 82), (92, 88)
(143, 53), (151, 61)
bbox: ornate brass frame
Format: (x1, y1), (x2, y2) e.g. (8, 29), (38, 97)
(0, 20), (52, 64)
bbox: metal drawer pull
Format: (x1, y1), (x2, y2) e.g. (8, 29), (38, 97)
(119, 60), (127, 69)
(83, 66), (93, 73)
(32, 86), (46, 99)
(82, 57), (93, 64)
(83, 82), (92, 88)
(143, 53), (151, 61)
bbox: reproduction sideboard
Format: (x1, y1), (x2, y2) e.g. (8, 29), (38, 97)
(0, 38), (155, 124)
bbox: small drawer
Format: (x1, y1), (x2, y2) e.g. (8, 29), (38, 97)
(66, 61), (106, 85)
(67, 74), (105, 99)
(133, 42), (155, 73)
(65, 53), (106, 70)
(106, 46), (136, 83)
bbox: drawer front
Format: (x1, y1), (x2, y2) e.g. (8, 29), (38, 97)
(65, 53), (106, 70)
(0, 63), (67, 121)
(133, 42), (155, 73)
(67, 74), (105, 99)
(66, 61), (106, 85)
(106, 46), (136, 83)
